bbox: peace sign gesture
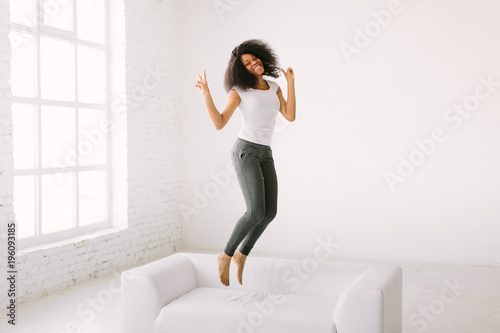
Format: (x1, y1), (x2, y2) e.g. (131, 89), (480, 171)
(195, 70), (210, 96)
(281, 67), (295, 84)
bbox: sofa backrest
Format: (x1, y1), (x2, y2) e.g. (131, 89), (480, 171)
(186, 252), (277, 291)
(184, 252), (380, 298)
(270, 259), (379, 298)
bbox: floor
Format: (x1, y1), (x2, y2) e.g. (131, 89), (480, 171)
(1, 253), (499, 333)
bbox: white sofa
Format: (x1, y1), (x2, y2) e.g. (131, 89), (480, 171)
(121, 252), (402, 333)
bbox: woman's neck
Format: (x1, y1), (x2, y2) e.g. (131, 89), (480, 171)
(255, 76), (267, 89)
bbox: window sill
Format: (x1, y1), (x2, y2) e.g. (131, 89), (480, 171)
(19, 225), (126, 255)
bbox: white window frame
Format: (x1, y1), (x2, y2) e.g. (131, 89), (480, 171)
(11, 0), (112, 248)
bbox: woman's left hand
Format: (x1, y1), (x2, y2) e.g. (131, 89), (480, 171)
(281, 67), (295, 84)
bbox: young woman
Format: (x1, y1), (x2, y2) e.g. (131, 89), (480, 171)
(195, 39), (295, 286)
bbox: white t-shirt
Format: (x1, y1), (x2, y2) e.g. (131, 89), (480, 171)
(232, 80), (280, 146)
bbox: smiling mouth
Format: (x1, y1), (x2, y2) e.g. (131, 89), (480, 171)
(254, 64), (262, 71)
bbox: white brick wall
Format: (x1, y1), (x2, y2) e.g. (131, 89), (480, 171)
(0, 0), (182, 306)
(0, 0), (14, 309)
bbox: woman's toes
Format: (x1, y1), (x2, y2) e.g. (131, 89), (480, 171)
(233, 251), (247, 285)
(217, 253), (231, 286)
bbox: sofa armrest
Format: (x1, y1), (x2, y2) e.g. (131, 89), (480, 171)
(333, 266), (402, 333)
(121, 253), (197, 333)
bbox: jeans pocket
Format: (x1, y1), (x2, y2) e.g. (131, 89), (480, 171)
(235, 146), (257, 161)
(232, 143), (245, 162)
(238, 147), (248, 160)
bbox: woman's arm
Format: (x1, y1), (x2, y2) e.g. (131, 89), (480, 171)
(277, 67), (296, 122)
(196, 70), (240, 130)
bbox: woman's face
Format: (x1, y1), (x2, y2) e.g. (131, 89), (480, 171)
(241, 53), (264, 76)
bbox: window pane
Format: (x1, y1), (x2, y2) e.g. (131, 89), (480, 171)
(79, 170), (107, 226)
(77, 0), (106, 44)
(78, 46), (106, 104)
(10, 0), (36, 26)
(9, 31), (35, 98)
(41, 173), (75, 233)
(14, 175), (37, 238)
(78, 108), (107, 166)
(42, 0), (73, 31)
(41, 106), (76, 168)
(40, 37), (75, 101)
(13, 103), (36, 169)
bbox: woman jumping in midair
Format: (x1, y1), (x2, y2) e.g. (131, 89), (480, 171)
(195, 39), (295, 286)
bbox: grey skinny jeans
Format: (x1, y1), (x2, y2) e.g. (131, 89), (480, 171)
(224, 138), (278, 257)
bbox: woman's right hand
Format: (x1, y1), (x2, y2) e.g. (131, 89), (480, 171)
(195, 70), (210, 96)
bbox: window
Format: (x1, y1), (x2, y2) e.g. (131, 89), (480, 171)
(10, 0), (110, 247)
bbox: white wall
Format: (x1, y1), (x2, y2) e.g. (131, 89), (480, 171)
(179, 0), (500, 266)
(0, 0), (183, 306)
(0, 0), (16, 307)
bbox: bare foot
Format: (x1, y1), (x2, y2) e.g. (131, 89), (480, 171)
(217, 253), (231, 286)
(232, 251), (247, 285)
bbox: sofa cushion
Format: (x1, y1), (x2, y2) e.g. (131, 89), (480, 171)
(153, 287), (337, 333)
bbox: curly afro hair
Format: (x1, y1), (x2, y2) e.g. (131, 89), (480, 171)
(224, 39), (281, 92)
